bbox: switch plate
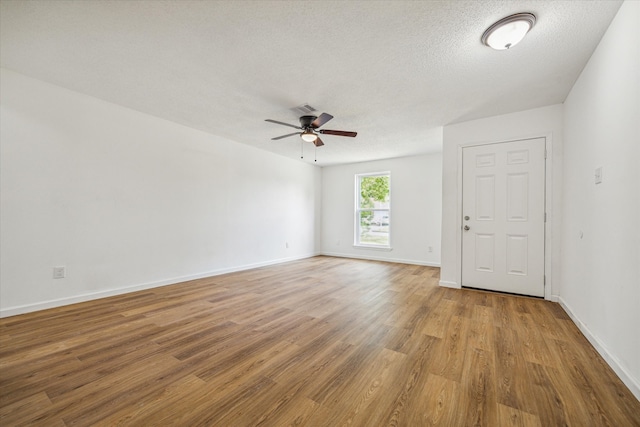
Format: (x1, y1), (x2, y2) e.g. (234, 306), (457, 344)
(595, 167), (603, 184)
(53, 266), (66, 279)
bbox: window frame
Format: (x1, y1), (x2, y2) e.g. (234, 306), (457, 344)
(354, 171), (391, 249)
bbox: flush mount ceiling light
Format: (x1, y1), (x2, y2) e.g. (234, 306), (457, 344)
(481, 13), (536, 50)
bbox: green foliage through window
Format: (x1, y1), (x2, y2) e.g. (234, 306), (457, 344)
(359, 176), (389, 208)
(356, 173), (390, 247)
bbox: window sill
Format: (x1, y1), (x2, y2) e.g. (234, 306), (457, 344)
(353, 245), (393, 252)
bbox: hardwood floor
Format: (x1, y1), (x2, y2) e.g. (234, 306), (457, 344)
(1, 256), (638, 426)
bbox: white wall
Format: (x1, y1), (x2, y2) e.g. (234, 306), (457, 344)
(560, 1), (639, 398)
(322, 153), (442, 266)
(0, 69), (321, 317)
(441, 104), (564, 298)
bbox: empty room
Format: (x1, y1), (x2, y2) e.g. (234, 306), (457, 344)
(1, 1), (638, 426)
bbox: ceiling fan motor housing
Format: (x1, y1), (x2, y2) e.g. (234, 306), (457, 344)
(299, 115), (317, 128)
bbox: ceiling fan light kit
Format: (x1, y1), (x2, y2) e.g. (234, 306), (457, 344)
(301, 129), (318, 142)
(482, 13), (536, 50)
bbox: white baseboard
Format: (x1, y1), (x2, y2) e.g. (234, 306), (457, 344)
(321, 251), (440, 267)
(558, 297), (640, 401)
(438, 280), (460, 289)
(0, 253), (319, 318)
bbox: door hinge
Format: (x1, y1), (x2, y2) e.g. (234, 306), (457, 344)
(544, 275), (546, 285)
(544, 149), (548, 159)
(544, 212), (547, 222)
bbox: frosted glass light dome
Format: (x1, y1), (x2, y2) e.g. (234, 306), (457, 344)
(482, 13), (536, 50)
(300, 130), (318, 142)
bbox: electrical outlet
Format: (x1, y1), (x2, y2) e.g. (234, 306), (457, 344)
(428, 246), (433, 253)
(53, 266), (66, 279)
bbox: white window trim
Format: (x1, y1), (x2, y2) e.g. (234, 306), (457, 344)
(354, 171), (391, 249)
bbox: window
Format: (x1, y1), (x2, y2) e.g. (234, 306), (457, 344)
(355, 172), (390, 248)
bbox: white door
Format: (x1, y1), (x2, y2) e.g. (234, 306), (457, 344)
(461, 138), (545, 297)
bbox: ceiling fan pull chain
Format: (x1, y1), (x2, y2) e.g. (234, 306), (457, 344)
(315, 145), (317, 163)
(300, 139), (304, 159)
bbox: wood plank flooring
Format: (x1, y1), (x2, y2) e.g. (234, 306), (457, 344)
(1, 256), (638, 426)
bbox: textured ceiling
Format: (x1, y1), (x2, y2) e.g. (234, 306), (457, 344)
(0, 0), (622, 166)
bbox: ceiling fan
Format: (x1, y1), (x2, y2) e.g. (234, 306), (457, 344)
(265, 113), (357, 147)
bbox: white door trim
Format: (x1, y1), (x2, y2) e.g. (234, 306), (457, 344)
(452, 133), (555, 300)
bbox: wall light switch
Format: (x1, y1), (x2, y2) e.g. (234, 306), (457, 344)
(595, 167), (603, 184)
(53, 266), (66, 279)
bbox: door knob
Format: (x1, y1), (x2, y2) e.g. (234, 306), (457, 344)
(464, 225), (470, 231)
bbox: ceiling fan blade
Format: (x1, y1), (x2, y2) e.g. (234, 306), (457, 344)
(311, 113), (333, 128)
(265, 119), (301, 130)
(319, 129), (357, 137)
(313, 136), (325, 147)
(271, 132), (300, 140)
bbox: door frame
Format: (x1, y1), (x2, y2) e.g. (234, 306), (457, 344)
(454, 134), (555, 300)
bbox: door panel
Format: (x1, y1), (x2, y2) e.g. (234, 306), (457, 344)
(506, 234), (528, 275)
(462, 138), (545, 297)
(506, 173), (528, 220)
(474, 234), (495, 272)
(475, 175), (495, 220)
